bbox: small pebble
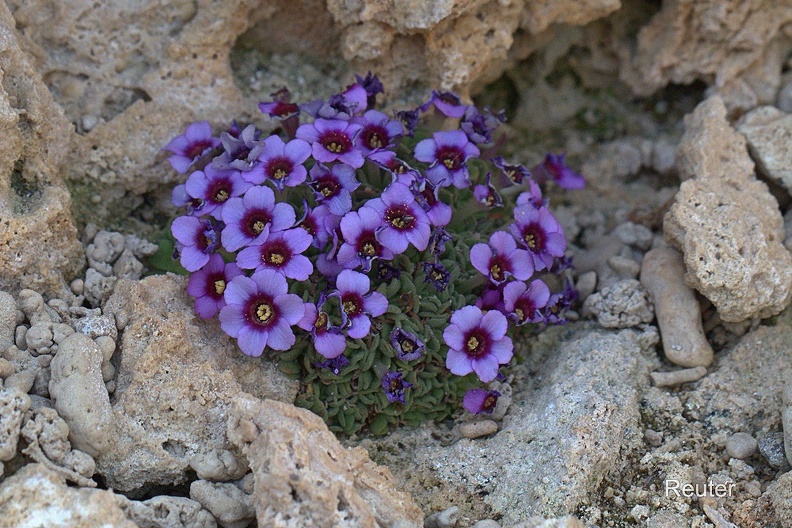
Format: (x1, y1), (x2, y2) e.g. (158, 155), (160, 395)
(613, 222), (654, 250)
(37, 355), (52, 368)
(14, 325), (27, 350)
(744, 481), (762, 497)
(608, 255), (641, 279)
(458, 420), (498, 439)
(726, 432), (758, 460)
(81, 114), (98, 132)
(471, 521), (500, 528)
(650, 366), (707, 387)
(70, 279), (85, 296)
(644, 429), (663, 447)
(114, 309), (128, 331)
(0, 358), (14, 378)
(424, 506), (459, 528)
(758, 432), (789, 469)
(575, 271), (597, 301)
(95, 335), (117, 362)
(105, 380), (116, 394)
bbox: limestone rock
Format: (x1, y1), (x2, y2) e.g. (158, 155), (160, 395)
(227, 394), (424, 527)
(737, 105), (792, 194)
(190, 479), (255, 528)
(48, 332), (114, 458)
(0, 464), (136, 528)
(621, 0), (792, 114)
(0, 292), (15, 352)
(665, 96), (792, 322)
(118, 495), (218, 528)
(96, 274), (297, 494)
(0, 387), (30, 461)
(581, 279), (654, 329)
(0, 2), (84, 298)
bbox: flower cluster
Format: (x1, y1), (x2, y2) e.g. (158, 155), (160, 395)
(164, 75), (582, 434)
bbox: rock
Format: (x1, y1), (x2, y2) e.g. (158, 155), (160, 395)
(471, 520), (501, 528)
(458, 420), (499, 439)
(2, 345), (39, 393)
(574, 271), (596, 302)
(96, 274), (297, 494)
(581, 279), (654, 329)
(0, 3), (84, 299)
(665, 96), (792, 322)
(640, 247), (713, 367)
(425, 506), (460, 528)
(48, 332), (114, 458)
(612, 222), (654, 251)
(118, 495), (217, 528)
(507, 516), (585, 528)
(737, 105), (792, 194)
(83, 268), (118, 308)
(758, 432), (789, 469)
(620, 0), (792, 113)
(650, 366), (707, 387)
(227, 394), (424, 527)
(85, 230), (126, 273)
(190, 480), (255, 528)
(0, 292), (16, 352)
(72, 314), (118, 341)
(726, 432), (758, 460)
(0, 387), (30, 461)
(759, 472), (792, 527)
(189, 449), (249, 482)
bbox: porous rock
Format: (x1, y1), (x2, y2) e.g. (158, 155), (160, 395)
(737, 105), (792, 194)
(97, 274), (297, 494)
(48, 332), (114, 458)
(190, 479), (255, 528)
(227, 394), (424, 527)
(0, 291), (16, 352)
(0, 2), (84, 298)
(581, 279), (654, 329)
(665, 96), (792, 322)
(118, 495), (217, 528)
(0, 463), (136, 528)
(0, 387), (30, 461)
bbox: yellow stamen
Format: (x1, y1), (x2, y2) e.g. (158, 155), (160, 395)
(214, 280), (226, 295)
(256, 302), (274, 323)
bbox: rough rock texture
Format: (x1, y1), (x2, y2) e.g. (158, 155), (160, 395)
(118, 495), (218, 528)
(737, 105), (792, 194)
(190, 479), (255, 528)
(98, 274), (297, 494)
(0, 2), (84, 297)
(581, 279), (654, 329)
(0, 292), (15, 352)
(363, 325), (660, 524)
(620, 0), (792, 114)
(665, 96), (792, 322)
(0, 463), (137, 528)
(0, 387), (30, 461)
(227, 394), (424, 527)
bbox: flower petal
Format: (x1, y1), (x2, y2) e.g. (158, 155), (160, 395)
(446, 348), (473, 376)
(471, 354), (500, 382)
(266, 321), (296, 351)
(237, 326), (268, 357)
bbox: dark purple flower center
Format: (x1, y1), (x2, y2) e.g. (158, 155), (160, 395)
(521, 223), (547, 252)
(319, 130), (353, 155)
(545, 159), (562, 179)
(207, 178), (232, 204)
(314, 176), (341, 199)
(386, 158), (408, 174)
(185, 139), (213, 159)
(385, 204), (416, 231)
(271, 101), (299, 118)
(261, 240), (291, 268)
(361, 125), (388, 150)
(242, 208), (272, 238)
(341, 293), (363, 317)
(420, 187), (438, 207)
(505, 166), (523, 183)
(299, 215), (317, 236)
(463, 329), (490, 359)
(514, 297), (537, 324)
(439, 92), (461, 106)
(482, 393), (498, 412)
(206, 272), (226, 300)
(195, 224), (218, 252)
(357, 231), (380, 258)
(397, 335), (418, 354)
(435, 145), (463, 171)
(266, 157), (294, 180)
(247, 296), (277, 326)
(489, 255), (511, 282)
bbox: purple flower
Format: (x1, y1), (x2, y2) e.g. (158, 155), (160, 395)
(516, 180), (545, 209)
(296, 119), (365, 168)
(470, 231), (534, 285)
(309, 163), (360, 216)
(368, 150), (421, 183)
(171, 216), (222, 272)
(492, 157), (530, 185)
(296, 202), (338, 249)
(337, 207), (394, 271)
(375, 261), (401, 282)
(298, 300), (347, 359)
(258, 88), (300, 120)
(211, 124), (264, 172)
(171, 184), (204, 214)
(381, 371), (413, 404)
(423, 261), (451, 292)
(316, 253), (346, 278)
(184, 166), (251, 219)
(473, 173), (503, 208)
(532, 153), (585, 190)
(162, 121), (220, 173)
(355, 72), (384, 108)
(220, 185), (296, 252)
(428, 227), (453, 257)
(219, 269), (306, 356)
(306, 84), (369, 120)
(414, 130), (480, 188)
(460, 106), (504, 145)
(365, 182), (431, 254)
(236, 229), (313, 280)
(475, 285), (504, 312)
(395, 109), (419, 137)
(542, 281), (578, 324)
(315, 354), (350, 375)
(186, 254), (243, 319)
(443, 305), (513, 383)
(463, 389), (501, 415)
(391, 328), (424, 361)
(246, 135), (311, 190)
(353, 110), (403, 155)
(412, 179), (452, 227)
(420, 90), (467, 118)
(510, 205), (567, 272)
(334, 270), (388, 339)
(502, 279), (551, 325)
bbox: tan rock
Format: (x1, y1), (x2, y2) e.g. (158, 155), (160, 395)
(0, 464), (137, 528)
(737, 105), (792, 194)
(97, 274), (297, 493)
(228, 394), (424, 528)
(0, 387), (30, 461)
(0, 2), (84, 298)
(665, 96), (792, 322)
